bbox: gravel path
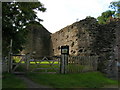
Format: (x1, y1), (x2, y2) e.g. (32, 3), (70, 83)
(16, 75), (53, 88)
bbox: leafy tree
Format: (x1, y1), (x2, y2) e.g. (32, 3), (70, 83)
(97, 10), (115, 24)
(109, 0), (120, 18)
(2, 2), (46, 56)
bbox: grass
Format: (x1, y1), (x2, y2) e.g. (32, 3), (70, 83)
(26, 71), (119, 88)
(2, 73), (27, 88)
(29, 64), (60, 72)
(67, 64), (93, 73)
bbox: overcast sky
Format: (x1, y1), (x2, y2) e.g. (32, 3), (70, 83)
(37, 0), (117, 33)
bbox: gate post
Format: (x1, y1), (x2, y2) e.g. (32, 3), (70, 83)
(8, 53), (11, 73)
(8, 39), (13, 73)
(60, 46), (69, 74)
(26, 53), (30, 71)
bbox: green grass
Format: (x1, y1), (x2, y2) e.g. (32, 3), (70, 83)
(30, 61), (59, 64)
(2, 73), (27, 88)
(29, 64), (60, 72)
(67, 64), (93, 73)
(26, 71), (119, 88)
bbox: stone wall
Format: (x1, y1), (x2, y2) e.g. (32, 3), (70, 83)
(51, 24), (79, 56)
(51, 18), (98, 56)
(23, 18), (120, 60)
(114, 20), (120, 62)
(23, 24), (53, 58)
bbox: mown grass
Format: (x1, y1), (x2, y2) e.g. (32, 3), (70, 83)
(26, 71), (119, 88)
(29, 64), (60, 73)
(2, 73), (27, 88)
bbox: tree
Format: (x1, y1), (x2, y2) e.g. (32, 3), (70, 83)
(109, 0), (120, 18)
(97, 10), (115, 24)
(2, 2), (46, 56)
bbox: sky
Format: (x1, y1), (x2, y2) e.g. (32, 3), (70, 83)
(37, 0), (117, 33)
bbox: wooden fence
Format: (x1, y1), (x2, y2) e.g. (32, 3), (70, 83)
(9, 54), (61, 74)
(28, 56), (60, 73)
(5, 53), (98, 74)
(67, 55), (98, 73)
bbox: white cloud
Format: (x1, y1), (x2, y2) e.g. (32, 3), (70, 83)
(38, 0), (116, 33)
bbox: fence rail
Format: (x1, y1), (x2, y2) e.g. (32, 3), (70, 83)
(67, 55), (98, 73)
(10, 55), (61, 73)
(4, 54), (98, 74)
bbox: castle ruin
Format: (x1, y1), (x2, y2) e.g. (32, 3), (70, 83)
(24, 18), (120, 62)
(51, 18), (97, 56)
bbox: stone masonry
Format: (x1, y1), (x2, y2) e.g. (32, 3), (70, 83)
(23, 24), (53, 59)
(51, 18), (98, 56)
(24, 18), (120, 60)
(114, 20), (120, 62)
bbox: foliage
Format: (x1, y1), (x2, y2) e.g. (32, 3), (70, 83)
(2, 73), (27, 88)
(109, 0), (120, 18)
(2, 1), (46, 56)
(26, 72), (118, 88)
(97, 10), (115, 24)
(97, 0), (120, 24)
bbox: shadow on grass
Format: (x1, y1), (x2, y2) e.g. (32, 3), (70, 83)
(2, 73), (27, 88)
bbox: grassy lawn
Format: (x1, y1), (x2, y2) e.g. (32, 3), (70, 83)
(10, 57), (119, 88)
(28, 64), (60, 73)
(26, 71), (119, 88)
(2, 73), (27, 88)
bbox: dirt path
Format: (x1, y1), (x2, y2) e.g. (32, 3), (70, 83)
(16, 75), (52, 88)
(102, 85), (119, 88)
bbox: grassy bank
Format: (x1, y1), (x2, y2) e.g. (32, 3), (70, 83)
(26, 71), (118, 88)
(2, 73), (27, 88)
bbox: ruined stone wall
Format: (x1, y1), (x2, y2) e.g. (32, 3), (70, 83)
(51, 18), (97, 56)
(114, 21), (120, 62)
(51, 24), (79, 56)
(24, 24), (53, 58)
(23, 18), (120, 60)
